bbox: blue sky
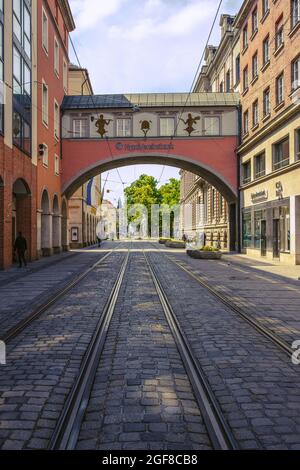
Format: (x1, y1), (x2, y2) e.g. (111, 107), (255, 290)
(69, 0), (243, 204)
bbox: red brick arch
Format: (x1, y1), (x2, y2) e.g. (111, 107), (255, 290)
(61, 137), (238, 203)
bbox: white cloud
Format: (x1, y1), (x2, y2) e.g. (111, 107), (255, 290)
(71, 0), (124, 30)
(69, 0), (243, 93)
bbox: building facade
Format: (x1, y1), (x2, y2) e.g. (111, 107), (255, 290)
(67, 64), (100, 248)
(36, 0), (75, 257)
(237, 0), (300, 265)
(180, 14), (240, 250)
(0, 0), (38, 269)
(180, 171), (229, 249)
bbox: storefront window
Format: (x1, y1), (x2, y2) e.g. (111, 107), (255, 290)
(242, 211), (252, 247)
(254, 210), (266, 249)
(280, 206), (290, 253)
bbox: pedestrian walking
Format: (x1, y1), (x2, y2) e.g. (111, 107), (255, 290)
(97, 236), (101, 248)
(14, 232), (27, 268)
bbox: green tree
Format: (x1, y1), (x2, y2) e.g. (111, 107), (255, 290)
(124, 175), (161, 235)
(158, 178), (180, 206)
(124, 174), (180, 237)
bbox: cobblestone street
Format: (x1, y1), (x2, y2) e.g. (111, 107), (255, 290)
(1, 241), (300, 450)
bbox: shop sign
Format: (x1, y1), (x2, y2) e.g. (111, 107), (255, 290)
(251, 189), (268, 203)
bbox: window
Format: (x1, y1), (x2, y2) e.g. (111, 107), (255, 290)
(42, 8), (48, 52)
(242, 160), (251, 184)
(116, 118), (132, 137)
(243, 25), (248, 50)
(42, 143), (48, 167)
(254, 151), (266, 178)
(275, 16), (284, 51)
(252, 8), (258, 35)
(13, 0), (22, 43)
(203, 117), (220, 135)
(262, 0), (269, 17)
(54, 37), (59, 75)
(273, 137), (290, 170)
(12, 0), (32, 154)
(254, 210), (266, 249)
(292, 0), (300, 29)
(54, 100), (59, 139)
(219, 81), (223, 92)
(54, 155), (59, 175)
(263, 35), (270, 65)
(235, 54), (240, 84)
(263, 88), (270, 116)
(292, 55), (300, 91)
(63, 59), (67, 92)
(243, 66), (249, 91)
(23, 5), (30, 59)
(73, 118), (89, 138)
(159, 117), (174, 137)
(73, 118), (87, 138)
(252, 52), (258, 80)
(243, 110), (249, 135)
(42, 81), (48, 125)
(226, 70), (231, 92)
(252, 100), (259, 127)
(13, 111), (21, 148)
(276, 73), (284, 105)
(280, 206), (290, 252)
(295, 128), (300, 160)
(242, 211), (252, 248)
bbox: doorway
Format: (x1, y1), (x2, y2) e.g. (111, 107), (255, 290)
(261, 220), (267, 256)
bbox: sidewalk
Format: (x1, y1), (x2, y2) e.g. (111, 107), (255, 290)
(223, 252), (300, 282)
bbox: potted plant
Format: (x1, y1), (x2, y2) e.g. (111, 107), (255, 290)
(186, 245), (222, 259)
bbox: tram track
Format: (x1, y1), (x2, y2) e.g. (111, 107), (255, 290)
(48, 251), (130, 450)
(1, 245), (125, 344)
(143, 251), (238, 451)
(48, 247), (238, 450)
(151, 243), (293, 358)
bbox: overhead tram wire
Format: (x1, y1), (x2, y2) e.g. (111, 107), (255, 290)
(68, 34), (126, 190)
(169, 0), (223, 145)
(156, 0), (223, 181)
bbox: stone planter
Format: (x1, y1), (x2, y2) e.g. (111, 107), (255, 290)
(186, 249), (222, 259)
(165, 241), (186, 249)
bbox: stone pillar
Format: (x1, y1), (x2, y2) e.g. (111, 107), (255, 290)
(290, 195), (300, 265)
(36, 209), (42, 258)
(52, 214), (62, 254)
(41, 213), (53, 257)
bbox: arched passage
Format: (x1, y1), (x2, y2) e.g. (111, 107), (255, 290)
(0, 176), (4, 269)
(52, 195), (61, 253)
(62, 155), (238, 251)
(61, 199), (69, 251)
(12, 178), (32, 263)
(41, 189), (52, 257)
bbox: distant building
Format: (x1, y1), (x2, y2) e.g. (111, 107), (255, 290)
(67, 64), (100, 248)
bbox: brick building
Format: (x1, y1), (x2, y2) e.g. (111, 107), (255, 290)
(0, 0), (37, 269)
(36, 0), (75, 257)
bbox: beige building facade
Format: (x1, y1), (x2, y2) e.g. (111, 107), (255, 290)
(188, 0), (300, 265)
(180, 171), (229, 249)
(237, 0), (300, 265)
